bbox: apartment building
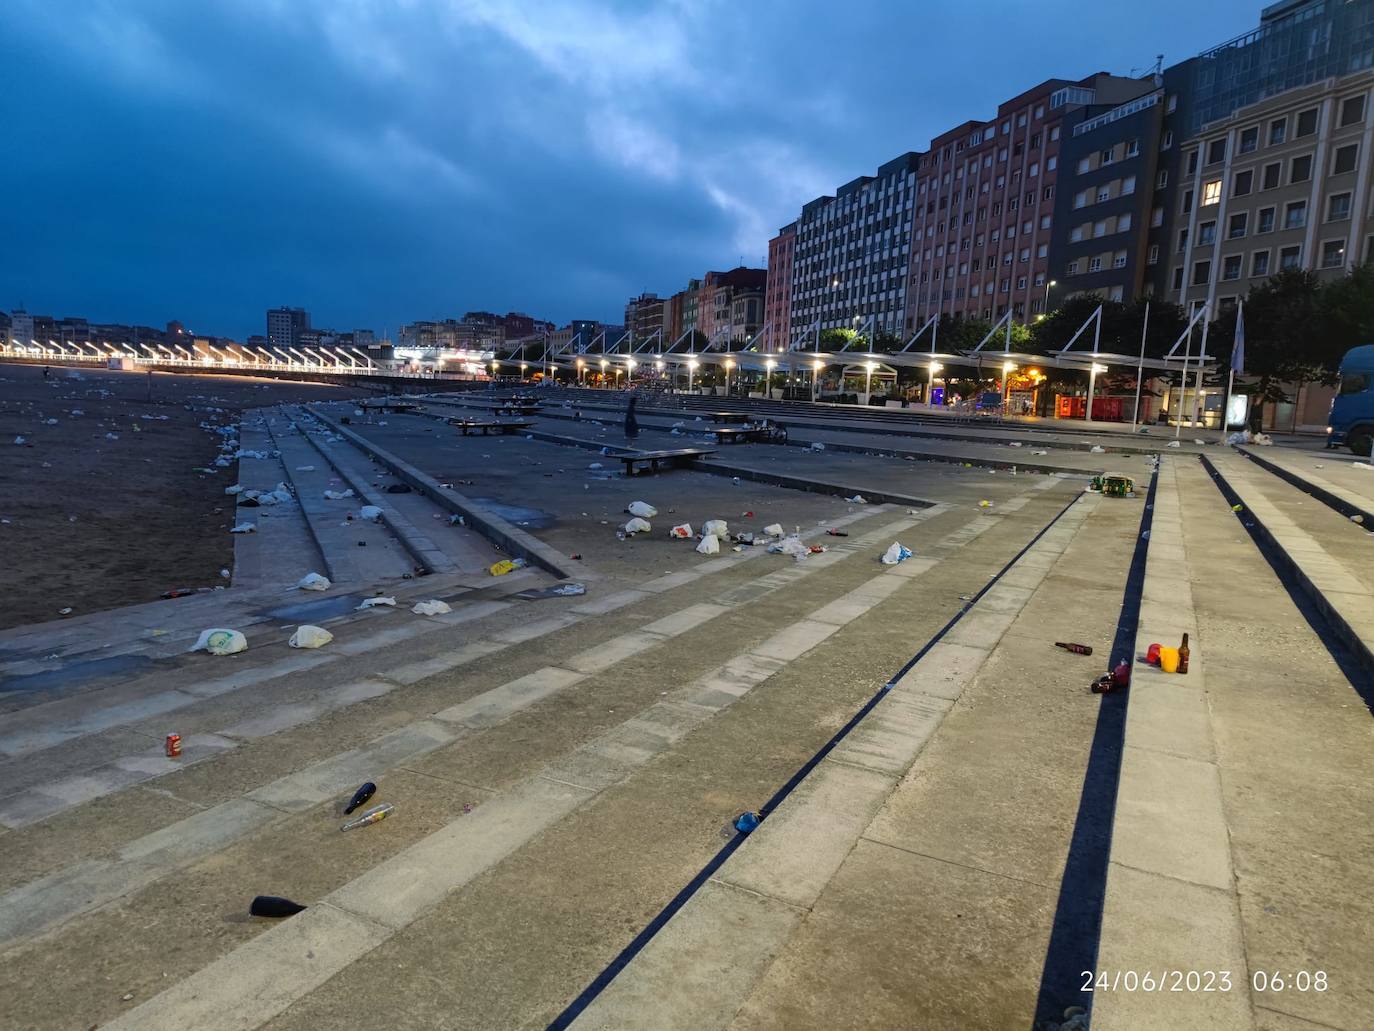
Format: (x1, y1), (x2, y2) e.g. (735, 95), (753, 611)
(790, 153), (919, 340)
(696, 267), (767, 344)
(623, 292), (665, 343)
(764, 222), (795, 349)
(906, 74), (1147, 329)
(1173, 70), (1374, 311)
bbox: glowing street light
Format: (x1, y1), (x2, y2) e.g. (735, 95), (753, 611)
(687, 356), (699, 394)
(812, 357), (824, 402)
(864, 360), (877, 401)
(576, 357), (585, 384)
(723, 357), (735, 396)
(928, 360), (943, 408)
(1086, 361), (1108, 422)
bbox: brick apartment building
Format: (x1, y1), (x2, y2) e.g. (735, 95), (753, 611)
(764, 222), (795, 348)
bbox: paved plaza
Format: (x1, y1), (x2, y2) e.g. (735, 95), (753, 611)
(1, 377), (1370, 1030)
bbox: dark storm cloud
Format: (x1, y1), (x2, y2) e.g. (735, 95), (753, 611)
(0, 0), (1255, 338)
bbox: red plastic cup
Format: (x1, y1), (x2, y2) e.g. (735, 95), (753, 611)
(1146, 643), (1162, 665)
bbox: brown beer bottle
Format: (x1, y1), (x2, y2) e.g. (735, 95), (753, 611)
(1178, 633), (1190, 674)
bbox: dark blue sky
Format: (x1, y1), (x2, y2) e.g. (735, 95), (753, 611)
(1, 0), (1257, 340)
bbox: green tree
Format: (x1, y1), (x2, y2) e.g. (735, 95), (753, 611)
(1207, 270), (1335, 402)
(1320, 260), (1374, 356)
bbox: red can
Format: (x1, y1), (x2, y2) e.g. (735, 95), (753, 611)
(165, 734), (182, 758)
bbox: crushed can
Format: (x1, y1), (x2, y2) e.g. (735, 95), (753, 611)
(165, 734), (182, 758)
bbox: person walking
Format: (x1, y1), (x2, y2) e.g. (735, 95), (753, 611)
(624, 392), (640, 442)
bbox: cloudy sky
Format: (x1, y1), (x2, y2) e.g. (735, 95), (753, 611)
(2, 0), (1256, 340)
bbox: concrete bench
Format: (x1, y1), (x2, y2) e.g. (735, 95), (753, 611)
(448, 419), (534, 436)
(619, 447), (716, 476)
(708, 427), (767, 444)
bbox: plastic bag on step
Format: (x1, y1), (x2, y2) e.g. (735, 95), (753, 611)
(357, 596), (396, 609)
(881, 542), (913, 565)
(359, 505), (383, 522)
(670, 523), (693, 539)
(323, 489), (354, 500)
(702, 519), (729, 539)
(289, 625), (333, 649)
(696, 534), (720, 555)
(763, 523), (784, 537)
(411, 599), (451, 616)
(627, 501), (657, 518)
(623, 517), (651, 535)
(192, 628), (248, 655)
(295, 572), (331, 591)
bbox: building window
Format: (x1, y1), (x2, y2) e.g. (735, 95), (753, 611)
(1192, 260), (1211, 285)
(1269, 118), (1287, 145)
(1168, 94), (1179, 113)
(1162, 130), (1173, 150)
(1206, 138), (1226, 164)
(1257, 206), (1275, 233)
(1050, 126), (1060, 141)
(1157, 169), (1169, 188)
(1279, 245), (1301, 270)
(1178, 228), (1189, 252)
(1017, 276), (1028, 289)
(1172, 266), (1184, 289)
(1321, 239), (1347, 268)
(1199, 220), (1217, 244)
(1037, 243), (1048, 258)
(1202, 179), (1222, 205)
(1108, 285), (1125, 302)
(1223, 255), (1242, 280)
(1040, 214), (1051, 229)
(1122, 175), (1136, 194)
(1147, 244), (1160, 264)
(1047, 156), (1057, 171)
(1043, 186), (1055, 200)
(1089, 257), (1102, 272)
(1333, 143), (1358, 175)
(1119, 213), (1133, 232)
(1284, 200), (1307, 229)
(1128, 139), (1141, 157)
(1098, 185), (1112, 203)
(1290, 154), (1313, 183)
(1233, 169), (1253, 196)
(1152, 206), (1164, 227)
(1261, 163), (1281, 190)
(1252, 251), (1270, 277)
(1067, 260), (1079, 275)
(1228, 212), (1248, 238)
(1035, 104), (1044, 119)
(1182, 189), (1194, 213)
(1113, 250), (1127, 269)
(1295, 108), (1319, 137)
(1186, 150), (1199, 175)
(1340, 95), (1367, 127)
(1239, 126), (1259, 153)
(1328, 192), (1352, 221)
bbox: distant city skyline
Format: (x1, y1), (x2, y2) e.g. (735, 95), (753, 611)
(1, 0), (1255, 340)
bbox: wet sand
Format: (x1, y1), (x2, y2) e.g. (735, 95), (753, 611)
(0, 363), (366, 630)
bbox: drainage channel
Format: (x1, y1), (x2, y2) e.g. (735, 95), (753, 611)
(545, 489), (1086, 1030)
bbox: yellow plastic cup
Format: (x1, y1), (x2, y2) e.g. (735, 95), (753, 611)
(1159, 646), (1180, 673)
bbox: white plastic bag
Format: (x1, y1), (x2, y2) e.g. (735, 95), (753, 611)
(359, 505), (383, 522)
(845, 494), (867, 504)
(763, 523), (784, 537)
(881, 542), (913, 565)
(357, 595), (396, 610)
(323, 489), (354, 500)
(230, 522), (256, 534)
(289, 625), (333, 649)
(623, 517), (651, 535)
(702, 519), (729, 539)
(670, 523), (693, 538)
(296, 572), (331, 591)
(192, 628), (248, 655)
(696, 534), (720, 555)
(412, 599), (451, 616)
(628, 501), (657, 518)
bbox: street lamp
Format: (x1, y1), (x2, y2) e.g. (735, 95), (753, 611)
(687, 357), (699, 393)
(724, 358), (734, 396)
(626, 357), (637, 380)
(576, 357), (585, 384)
(599, 357), (608, 387)
(928, 361), (943, 408)
(812, 358), (824, 402)
(765, 357), (776, 397)
(1086, 362), (1108, 422)
(520, 361), (528, 379)
(864, 360), (877, 402)
(1002, 360), (1016, 405)
(1043, 279), (1057, 316)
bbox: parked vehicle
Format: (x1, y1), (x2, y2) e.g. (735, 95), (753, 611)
(1327, 344), (1374, 456)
